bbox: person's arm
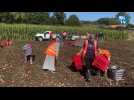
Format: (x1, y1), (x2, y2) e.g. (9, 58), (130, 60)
(55, 45), (58, 58)
(82, 40), (88, 58)
(108, 57), (110, 61)
(77, 48), (83, 55)
(94, 40), (98, 56)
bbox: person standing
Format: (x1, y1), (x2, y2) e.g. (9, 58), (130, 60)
(81, 33), (98, 81)
(22, 42), (33, 64)
(62, 31), (68, 40)
(42, 34), (59, 73)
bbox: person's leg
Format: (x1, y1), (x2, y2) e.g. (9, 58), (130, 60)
(27, 55), (30, 64)
(79, 64), (86, 77)
(49, 56), (56, 73)
(85, 68), (91, 81)
(43, 55), (56, 72)
(85, 57), (92, 81)
(30, 55), (33, 64)
(91, 67), (98, 76)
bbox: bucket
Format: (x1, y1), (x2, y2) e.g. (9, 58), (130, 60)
(107, 65), (126, 81)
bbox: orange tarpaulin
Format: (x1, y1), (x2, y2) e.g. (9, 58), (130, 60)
(97, 48), (111, 58)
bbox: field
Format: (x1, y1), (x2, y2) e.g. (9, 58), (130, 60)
(0, 40), (134, 87)
(0, 23), (128, 40)
(0, 23), (133, 87)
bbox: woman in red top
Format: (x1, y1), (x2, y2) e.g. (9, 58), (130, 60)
(80, 32), (98, 81)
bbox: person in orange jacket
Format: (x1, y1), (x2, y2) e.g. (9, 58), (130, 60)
(42, 34), (60, 73)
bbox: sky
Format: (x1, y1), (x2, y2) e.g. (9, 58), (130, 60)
(65, 12), (134, 24)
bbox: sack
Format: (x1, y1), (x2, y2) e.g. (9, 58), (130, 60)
(72, 54), (83, 71)
(92, 55), (110, 72)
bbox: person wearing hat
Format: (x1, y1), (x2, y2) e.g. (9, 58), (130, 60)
(42, 33), (60, 73)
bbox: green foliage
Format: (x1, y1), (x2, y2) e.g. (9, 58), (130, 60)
(52, 12), (66, 25)
(127, 24), (134, 28)
(65, 15), (81, 26)
(97, 18), (119, 25)
(0, 23), (128, 41)
(0, 12), (50, 24)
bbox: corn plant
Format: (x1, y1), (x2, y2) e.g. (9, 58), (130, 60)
(0, 23), (128, 40)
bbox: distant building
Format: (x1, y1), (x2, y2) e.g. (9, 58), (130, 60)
(99, 24), (127, 30)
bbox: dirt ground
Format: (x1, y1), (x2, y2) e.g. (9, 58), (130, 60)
(0, 40), (134, 87)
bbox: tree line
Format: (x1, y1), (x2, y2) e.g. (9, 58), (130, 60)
(0, 12), (81, 26)
(0, 12), (133, 27)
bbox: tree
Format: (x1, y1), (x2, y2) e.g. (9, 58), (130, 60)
(52, 12), (66, 25)
(26, 12), (50, 24)
(0, 12), (68, 25)
(65, 15), (81, 26)
(115, 12), (131, 25)
(9, 12), (28, 23)
(0, 12), (14, 23)
(0, 12), (51, 24)
(49, 15), (57, 25)
(0, 12), (30, 23)
(127, 24), (134, 28)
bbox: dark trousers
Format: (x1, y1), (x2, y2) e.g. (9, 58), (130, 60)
(25, 55), (35, 64)
(85, 56), (94, 80)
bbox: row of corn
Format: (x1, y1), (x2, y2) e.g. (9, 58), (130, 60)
(0, 23), (128, 40)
